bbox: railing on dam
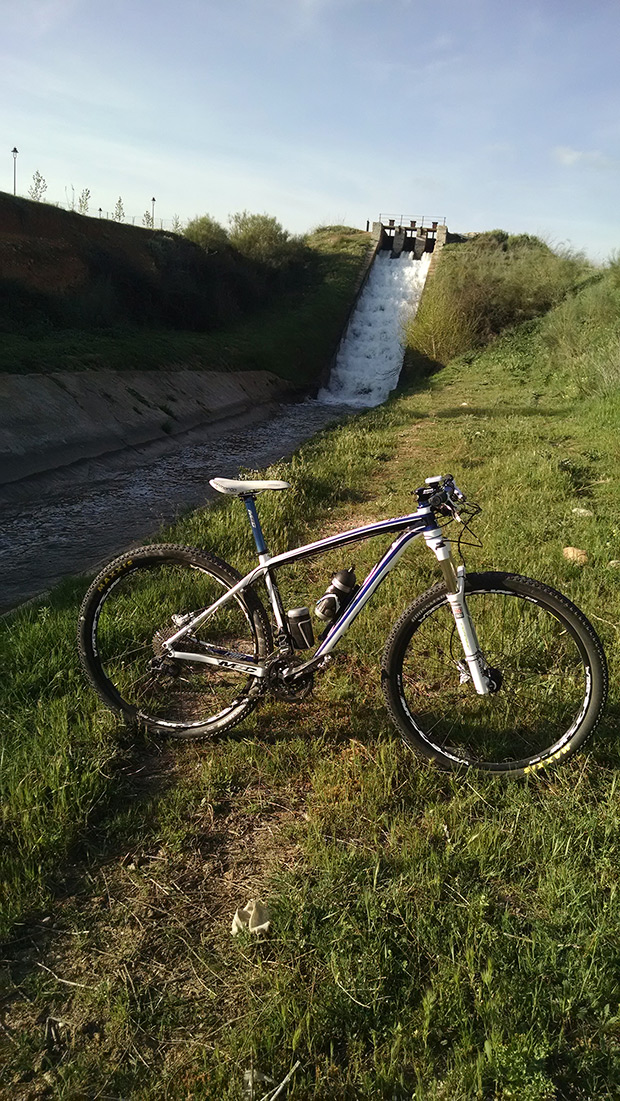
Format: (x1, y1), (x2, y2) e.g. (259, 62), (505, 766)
(377, 214), (446, 229)
(367, 215), (448, 257)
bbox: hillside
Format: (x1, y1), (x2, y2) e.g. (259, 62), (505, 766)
(0, 190), (269, 333)
(0, 194), (372, 384)
(0, 217), (374, 495)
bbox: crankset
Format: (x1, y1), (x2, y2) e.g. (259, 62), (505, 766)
(268, 658), (314, 702)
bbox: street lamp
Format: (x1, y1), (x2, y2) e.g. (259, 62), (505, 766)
(151, 196), (156, 226)
(11, 147), (18, 195)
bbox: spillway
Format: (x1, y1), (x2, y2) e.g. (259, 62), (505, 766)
(318, 250), (430, 408)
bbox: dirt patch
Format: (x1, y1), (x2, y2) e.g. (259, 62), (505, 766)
(0, 240), (88, 294)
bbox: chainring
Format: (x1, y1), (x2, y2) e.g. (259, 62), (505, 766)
(269, 658), (314, 702)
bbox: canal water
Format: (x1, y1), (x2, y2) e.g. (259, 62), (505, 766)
(0, 400), (353, 611)
(1, 252), (429, 612)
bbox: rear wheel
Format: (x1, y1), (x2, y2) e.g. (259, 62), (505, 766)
(78, 544), (272, 738)
(382, 572), (607, 776)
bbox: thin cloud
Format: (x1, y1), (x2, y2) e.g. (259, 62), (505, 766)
(553, 146), (613, 169)
(268, 0), (374, 38)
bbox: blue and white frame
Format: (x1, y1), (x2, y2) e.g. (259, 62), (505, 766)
(161, 498), (492, 696)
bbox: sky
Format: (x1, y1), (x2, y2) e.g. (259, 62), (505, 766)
(2, 0), (620, 260)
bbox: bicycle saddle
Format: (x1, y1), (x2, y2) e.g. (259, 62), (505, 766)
(209, 477), (291, 496)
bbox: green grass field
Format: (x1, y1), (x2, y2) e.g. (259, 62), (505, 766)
(3, 246), (620, 1097)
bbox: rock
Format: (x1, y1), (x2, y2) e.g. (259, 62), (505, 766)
(571, 507), (594, 517)
(563, 547), (588, 565)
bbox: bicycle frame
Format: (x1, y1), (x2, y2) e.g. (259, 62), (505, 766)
(161, 499), (492, 695)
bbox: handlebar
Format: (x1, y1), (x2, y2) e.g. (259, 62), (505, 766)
(415, 474), (466, 518)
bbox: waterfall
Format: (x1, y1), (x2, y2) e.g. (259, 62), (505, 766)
(317, 250), (430, 408)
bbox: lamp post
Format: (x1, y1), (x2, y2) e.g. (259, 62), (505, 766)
(151, 196), (156, 226)
(11, 147), (18, 195)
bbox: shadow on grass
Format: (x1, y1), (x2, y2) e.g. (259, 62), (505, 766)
(582, 699), (620, 771)
(397, 350), (444, 395)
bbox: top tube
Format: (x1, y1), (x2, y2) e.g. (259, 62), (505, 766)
(262, 507), (434, 570)
(161, 506), (438, 649)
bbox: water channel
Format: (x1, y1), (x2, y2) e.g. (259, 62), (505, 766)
(1, 252), (429, 612)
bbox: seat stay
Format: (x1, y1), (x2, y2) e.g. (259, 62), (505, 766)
(163, 561), (270, 648)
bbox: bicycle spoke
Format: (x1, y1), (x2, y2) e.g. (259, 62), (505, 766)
(79, 547), (270, 734)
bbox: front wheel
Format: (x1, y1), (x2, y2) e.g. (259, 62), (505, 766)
(381, 572), (607, 776)
(78, 544), (272, 738)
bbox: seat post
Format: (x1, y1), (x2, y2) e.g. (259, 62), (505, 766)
(242, 493), (288, 634)
(242, 495), (268, 555)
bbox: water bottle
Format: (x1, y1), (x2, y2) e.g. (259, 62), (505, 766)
(315, 567), (358, 625)
(287, 607), (315, 649)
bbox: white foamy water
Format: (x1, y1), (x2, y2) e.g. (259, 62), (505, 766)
(318, 250), (431, 408)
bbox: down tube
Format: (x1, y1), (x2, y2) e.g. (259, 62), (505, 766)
(315, 526), (424, 656)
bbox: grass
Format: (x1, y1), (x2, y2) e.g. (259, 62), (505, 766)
(3, 279), (620, 1096)
(407, 231), (591, 365)
(540, 259), (620, 397)
(0, 226), (371, 383)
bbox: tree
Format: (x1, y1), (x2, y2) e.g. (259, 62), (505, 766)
(227, 210), (299, 267)
(113, 197), (125, 223)
(170, 213), (184, 233)
(28, 170), (47, 202)
(184, 214), (228, 252)
(78, 188), (91, 215)
(142, 209), (154, 229)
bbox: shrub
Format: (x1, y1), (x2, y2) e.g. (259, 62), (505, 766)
(184, 214), (229, 253)
(407, 232), (590, 364)
(228, 210), (305, 269)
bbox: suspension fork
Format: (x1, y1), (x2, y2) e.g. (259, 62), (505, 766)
(424, 528), (491, 695)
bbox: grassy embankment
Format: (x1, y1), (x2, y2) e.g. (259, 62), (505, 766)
(0, 225), (371, 385)
(3, 233), (620, 1097)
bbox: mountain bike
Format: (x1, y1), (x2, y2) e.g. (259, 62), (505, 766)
(77, 474), (608, 776)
